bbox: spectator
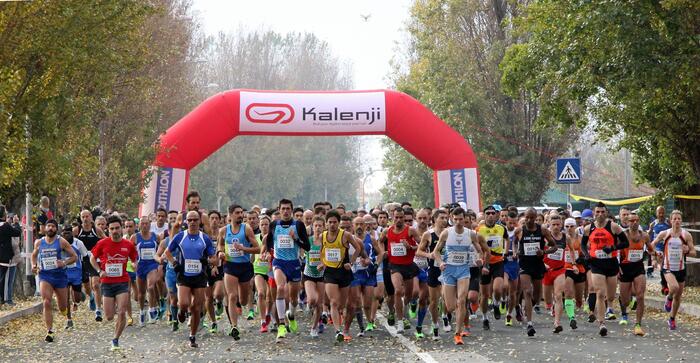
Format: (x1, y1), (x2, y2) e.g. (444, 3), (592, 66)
(0, 205), (22, 305)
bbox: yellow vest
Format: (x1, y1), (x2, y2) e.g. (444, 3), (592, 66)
(321, 229), (347, 268)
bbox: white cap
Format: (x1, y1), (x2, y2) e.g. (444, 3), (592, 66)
(565, 218), (577, 227)
(571, 211), (582, 218)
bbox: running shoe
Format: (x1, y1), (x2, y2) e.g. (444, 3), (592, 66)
(499, 301), (507, 315)
(515, 304), (523, 322)
(414, 330), (424, 339)
(110, 338), (120, 351)
(65, 319), (74, 330)
(365, 322), (375, 331)
(318, 323), (325, 334)
(454, 333), (464, 345)
(619, 314), (629, 326)
(387, 312), (395, 326)
(432, 326), (440, 341)
(276, 325), (287, 342)
(588, 313), (596, 323)
(409, 302), (418, 320)
(260, 321), (268, 333)
(629, 296), (637, 311)
(460, 327), (471, 337)
(127, 316), (134, 326)
(403, 319), (411, 331)
(95, 310), (103, 322)
(553, 325), (563, 334)
(229, 326), (240, 341)
(505, 315), (513, 327)
(668, 318), (677, 331)
(172, 321), (179, 332)
(493, 304), (501, 320)
(527, 324), (536, 337)
(605, 308), (616, 320)
(189, 335), (198, 348)
(357, 329), (365, 337)
(664, 296), (673, 313)
(442, 315), (451, 332)
(139, 311), (146, 326)
(310, 327), (319, 338)
(335, 331), (344, 343)
(570, 319), (578, 330)
(483, 318), (490, 331)
(247, 309), (255, 321)
(534, 305), (542, 315)
(286, 311), (298, 333)
(599, 324), (608, 336)
(634, 323), (645, 336)
(209, 322), (218, 334)
(149, 309), (158, 323)
(45, 331), (54, 343)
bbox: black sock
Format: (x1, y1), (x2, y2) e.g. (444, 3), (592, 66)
(619, 298), (627, 315)
(588, 293), (596, 312)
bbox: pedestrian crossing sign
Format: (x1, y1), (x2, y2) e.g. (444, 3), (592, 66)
(556, 158), (581, 184)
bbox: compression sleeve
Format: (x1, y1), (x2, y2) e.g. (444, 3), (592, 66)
(295, 221), (310, 251)
(615, 230), (630, 250)
(580, 234), (590, 258)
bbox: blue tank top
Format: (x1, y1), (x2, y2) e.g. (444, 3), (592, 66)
(67, 241), (82, 270)
(651, 220), (671, 245)
(38, 237), (66, 278)
(176, 232), (214, 277)
(225, 223), (251, 263)
(136, 232), (158, 264)
(164, 236), (177, 271)
(363, 234), (375, 263)
(273, 220), (299, 261)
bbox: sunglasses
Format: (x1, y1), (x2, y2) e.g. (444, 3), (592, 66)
(485, 211), (496, 215)
(187, 218), (199, 222)
(566, 225), (576, 228)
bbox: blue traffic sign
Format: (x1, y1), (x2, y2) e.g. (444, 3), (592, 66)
(556, 158), (581, 184)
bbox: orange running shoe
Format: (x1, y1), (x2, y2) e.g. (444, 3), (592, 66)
(454, 333), (464, 345)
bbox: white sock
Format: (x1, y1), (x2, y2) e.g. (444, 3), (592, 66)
(276, 299), (286, 320)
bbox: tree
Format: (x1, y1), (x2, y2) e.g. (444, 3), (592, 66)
(188, 31), (360, 210)
(501, 0), (700, 196)
(384, 0), (576, 207)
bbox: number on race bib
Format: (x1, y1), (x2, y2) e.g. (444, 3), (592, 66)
(325, 248), (341, 263)
(414, 257), (428, 269)
(141, 248), (155, 260)
(184, 259), (202, 274)
(447, 251), (468, 265)
(627, 249), (643, 262)
(391, 243), (407, 257)
(106, 263), (123, 277)
(42, 256), (58, 270)
(308, 251), (321, 266)
(595, 250), (612, 259)
(547, 249), (563, 261)
(524, 243), (539, 256)
(229, 248), (244, 258)
(277, 235), (293, 249)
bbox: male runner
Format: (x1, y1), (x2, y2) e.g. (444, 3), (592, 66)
(542, 215), (577, 333)
(31, 220), (78, 342)
(133, 216), (161, 325)
(89, 216), (137, 350)
(477, 205), (509, 330)
(417, 209), (448, 339)
(303, 216), (326, 337)
(409, 209), (430, 338)
(619, 212), (652, 335)
(73, 210), (105, 321)
(503, 211), (520, 326)
(62, 226), (87, 329)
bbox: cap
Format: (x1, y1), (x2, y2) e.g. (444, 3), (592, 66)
(572, 211), (582, 218)
(493, 204), (503, 212)
(458, 202), (467, 210)
(581, 209), (593, 218)
(483, 205), (497, 213)
(564, 218), (577, 227)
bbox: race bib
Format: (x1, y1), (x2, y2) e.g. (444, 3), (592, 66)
(564, 250), (575, 263)
(228, 246), (244, 258)
(277, 235), (293, 249)
(547, 249), (563, 261)
(106, 263), (123, 277)
(447, 251), (469, 265)
(667, 246), (682, 262)
(487, 236), (502, 250)
(391, 243), (407, 257)
(325, 248), (341, 263)
(595, 250), (612, 259)
(140, 247), (156, 260)
(308, 251), (321, 266)
(184, 259), (202, 274)
(414, 256), (428, 269)
(256, 260), (269, 268)
(524, 242), (539, 256)
(42, 256), (58, 270)
(627, 249), (643, 262)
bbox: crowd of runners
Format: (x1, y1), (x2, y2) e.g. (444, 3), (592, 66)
(29, 192), (696, 350)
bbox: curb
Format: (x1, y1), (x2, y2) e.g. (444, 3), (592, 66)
(0, 302), (42, 326)
(645, 296), (700, 317)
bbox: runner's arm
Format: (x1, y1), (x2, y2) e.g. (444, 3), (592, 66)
(30, 239), (40, 271)
(542, 228), (558, 254)
(60, 238), (77, 267)
(216, 227), (226, 261)
(685, 231), (696, 258)
(244, 224), (260, 254)
(89, 241), (102, 273)
(611, 223), (629, 251)
(476, 232), (489, 266)
(416, 231), (431, 258)
(347, 233), (365, 262)
(371, 234), (384, 264)
(432, 230), (448, 267)
(650, 230), (665, 250)
(294, 222), (310, 251)
(580, 226), (591, 259)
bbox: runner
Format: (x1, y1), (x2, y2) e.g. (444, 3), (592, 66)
(123, 218), (138, 325)
(156, 227), (180, 331)
(205, 210), (225, 333)
(503, 210), (520, 326)
(165, 211), (217, 348)
(651, 210), (695, 331)
(477, 205), (509, 330)
(252, 215), (272, 333)
(417, 208), (448, 339)
(432, 207), (486, 345)
(133, 215), (161, 326)
(409, 209), (430, 338)
(89, 215), (138, 351)
(31, 219), (78, 342)
(217, 204), (259, 340)
(380, 207), (422, 334)
(512, 207), (558, 337)
(61, 226), (87, 329)
(649, 206), (671, 290)
(73, 210), (105, 321)
(580, 202), (629, 336)
(619, 212), (652, 335)
(318, 210), (366, 342)
(152, 207), (170, 318)
(261, 199), (310, 342)
(542, 214), (577, 333)
(303, 216), (326, 337)
(563, 217), (585, 330)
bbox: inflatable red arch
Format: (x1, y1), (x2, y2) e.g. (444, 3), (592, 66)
(140, 89), (481, 213)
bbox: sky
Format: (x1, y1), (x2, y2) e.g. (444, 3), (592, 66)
(191, 0), (414, 192)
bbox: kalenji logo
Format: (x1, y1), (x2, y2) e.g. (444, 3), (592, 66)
(245, 103), (295, 124)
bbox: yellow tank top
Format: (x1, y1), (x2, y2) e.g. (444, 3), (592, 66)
(321, 229), (347, 269)
(478, 224), (506, 264)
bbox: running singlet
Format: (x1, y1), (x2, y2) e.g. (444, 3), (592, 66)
(66, 239), (86, 270)
(253, 234), (270, 275)
(136, 232), (158, 264)
(38, 237), (66, 278)
(506, 228), (516, 261)
(477, 224), (507, 264)
(588, 221), (616, 259)
(168, 231), (215, 277)
(662, 233), (687, 271)
(427, 230), (440, 268)
(224, 223), (251, 263)
(78, 226), (101, 251)
(353, 234), (375, 271)
(620, 233), (645, 264)
(518, 224), (545, 260)
(92, 237), (138, 284)
(321, 230), (347, 269)
(304, 237), (323, 278)
(543, 233), (566, 270)
(386, 225), (416, 265)
(443, 227), (474, 266)
(564, 236), (585, 272)
(272, 220), (302, 261)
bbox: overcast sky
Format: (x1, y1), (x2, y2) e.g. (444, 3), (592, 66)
(191, 0), (414, 192)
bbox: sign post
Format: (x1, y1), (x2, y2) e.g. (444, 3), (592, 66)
(556, 158), (581, 209)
